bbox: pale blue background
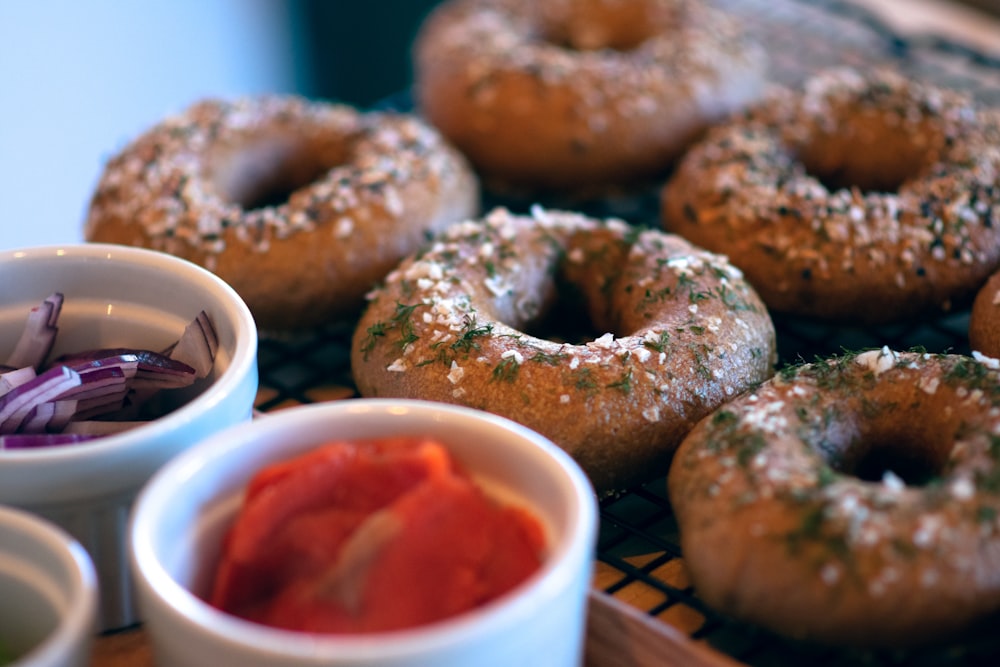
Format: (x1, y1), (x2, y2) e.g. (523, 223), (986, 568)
(0, 1), (298, 251)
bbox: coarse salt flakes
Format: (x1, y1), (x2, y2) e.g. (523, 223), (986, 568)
(972, 350), (1000, 369)
(529, 203), (550, 222)
(642, 407), (660, 422)
(427, 262), (444, 281)
(560, 394), (570, 404)
(854, 346), (898, 376)
(387, 358), (407, 372)
(593, 333), (615, 349)
(429, 329), (451, 345)
(447, 361), (464, 384)
(881, 470), (905, 492)
(334, 216), (354, 238)
(742, 400), (788, 433)
(950, 477), (974, 501)
(918, 376), (940, 394)
(913, 515), (941, 548)
(501, 349), (524, 364)
(383, 187), (404, 216)
(484, 274), (511, 297)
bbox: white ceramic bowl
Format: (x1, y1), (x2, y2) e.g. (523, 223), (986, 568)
(0, 504), (98, 667)
(0, 243), (258, 631)
(130, 399), (598, 667)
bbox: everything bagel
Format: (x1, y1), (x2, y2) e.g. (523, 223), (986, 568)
(662, 67), (1000, 323)
(669, 348), (1000, 647)
(85, 96), (479, 332)
(350, 207), (776, 493)
(414, 0), (767, 195)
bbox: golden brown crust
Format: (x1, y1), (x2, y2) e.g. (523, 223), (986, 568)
(350, 207), (776, 493)
(669, 349), (1000, 648)
(970, 271), (1000, 358)
(661, 67), (1000, 324)
(84, 96), (480, 332)
(413, 0), (767, 195)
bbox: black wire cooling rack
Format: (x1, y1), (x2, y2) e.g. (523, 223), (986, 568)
(254, 1), (1000, 664)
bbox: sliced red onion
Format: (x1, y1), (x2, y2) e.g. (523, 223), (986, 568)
(61, 353), (140, 380)
(6, 293), (63, 371)
(54, 348), (193, 375)
(1, 303), (217, 447)
(54, 348), (195, 389)
(0, 365), (81, 433)
(0, 432), (100, 449)
(57, 366), (128, 401)
(0, 366), (36, 394)
(19, 401), (57, 434)
(168, 310), (218, 378)
(47, 400), (78, 433)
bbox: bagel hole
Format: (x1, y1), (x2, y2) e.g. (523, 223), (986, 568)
(522, 278), (606, 345)
(838, 437), (947, 487)
(537, 3), (665, 51)
(796, 116), (940, 193)
(542, 24), (653, 51)
(209, 136), (347, 211)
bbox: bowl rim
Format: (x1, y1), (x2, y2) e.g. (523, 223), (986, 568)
(0, 242), (258, 465)
(130, 398), (598, 661)
(0, 504), (98, 663)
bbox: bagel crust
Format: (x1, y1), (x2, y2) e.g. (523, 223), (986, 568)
(84, 96), (480, 332)
(661, 67), (1000, 323)
(350, 207), (776, 493)
(970, 270), (1000, 359)
(669, 348), (1000, 648)
(413, 0), (767, 194)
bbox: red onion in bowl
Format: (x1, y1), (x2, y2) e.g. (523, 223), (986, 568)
(0, 294), (219, 448)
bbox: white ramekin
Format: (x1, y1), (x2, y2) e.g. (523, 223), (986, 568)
(131, 399), (598, 667)
(0, 243), (258, 630)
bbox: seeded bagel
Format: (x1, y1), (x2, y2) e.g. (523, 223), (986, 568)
(413, 0), (766, 195)
(85, 96), (479, 332)
(351, 207), (776, 493)
(670, 348), (1000, 647)
(662, 67), (1000, 323)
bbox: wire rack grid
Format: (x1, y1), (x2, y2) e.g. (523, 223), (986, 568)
(254, 1), (1000, 664)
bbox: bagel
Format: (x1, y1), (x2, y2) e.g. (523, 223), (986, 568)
(661, 66), (1000, 323)
(350, 207), (776, 493)
(84, 96), (480, 332)
(970, 270), (1000, 358)
(669, 348), (1000, 648)
(413, 0), (767, 195)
